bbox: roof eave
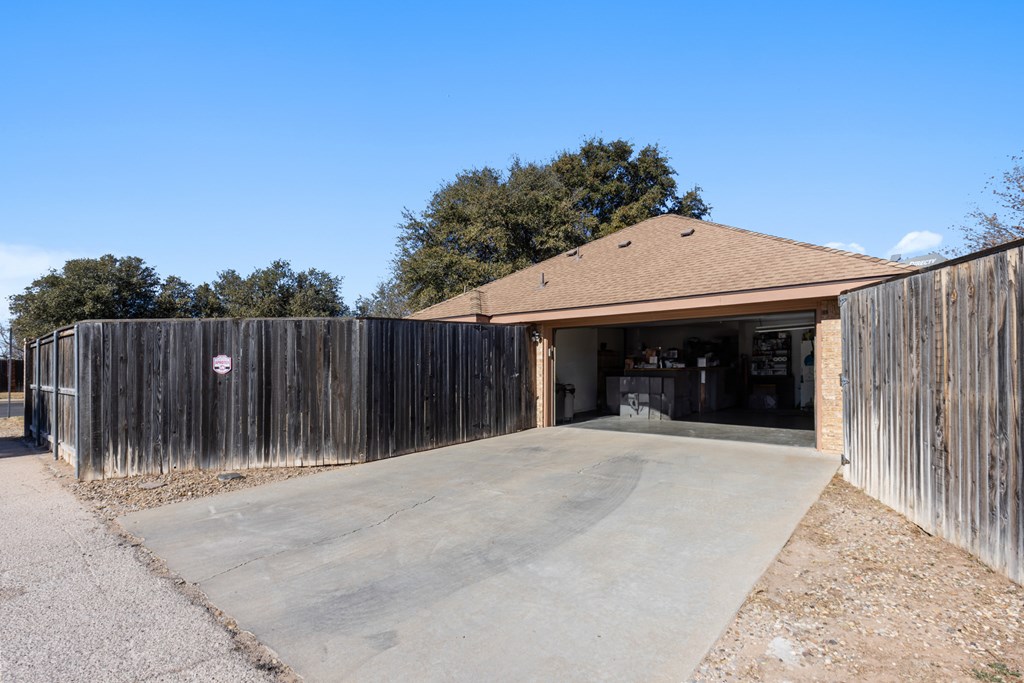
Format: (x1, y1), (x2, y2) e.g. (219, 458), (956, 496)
(485, 276), (897, 325)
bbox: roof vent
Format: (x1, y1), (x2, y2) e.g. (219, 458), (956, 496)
(680, 228), (695, 237)
(618, 240), (631, 248)
(539, 272), (547, 288)
(565, 248), (578, 257)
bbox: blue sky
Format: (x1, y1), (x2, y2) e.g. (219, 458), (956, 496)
(2, 1), (1022, 320)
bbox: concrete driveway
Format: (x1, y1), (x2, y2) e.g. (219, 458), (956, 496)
(122, 427), (837, 682)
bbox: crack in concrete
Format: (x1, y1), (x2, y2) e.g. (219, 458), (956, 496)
(313, 495), (436, 547)
(199, 495), (438, 583)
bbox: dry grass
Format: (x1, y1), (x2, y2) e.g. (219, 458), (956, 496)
(0, 417), (23, 438)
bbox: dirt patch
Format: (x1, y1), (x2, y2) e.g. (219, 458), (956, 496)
(693, 474), (1024, 682)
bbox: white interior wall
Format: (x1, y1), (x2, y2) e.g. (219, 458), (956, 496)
(554, 327), (599, 413)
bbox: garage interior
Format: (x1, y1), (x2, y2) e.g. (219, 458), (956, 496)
(553, 311), (817, 447)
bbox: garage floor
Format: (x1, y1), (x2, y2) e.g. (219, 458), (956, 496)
(567, 412), (816, 448)
(121, 428), (837, 682)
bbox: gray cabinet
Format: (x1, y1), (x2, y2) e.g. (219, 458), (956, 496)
(606, 376), (691, 420)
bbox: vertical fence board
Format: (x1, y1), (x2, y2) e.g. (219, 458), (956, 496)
(33, 319), (532, 482)
(845, 243), (1024, 584)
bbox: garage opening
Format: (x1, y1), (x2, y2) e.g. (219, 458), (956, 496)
(552, 312), (816, 447)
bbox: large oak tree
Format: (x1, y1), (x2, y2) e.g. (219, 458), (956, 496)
(394, 138), (710, 311)
(10, 255), (162, 341)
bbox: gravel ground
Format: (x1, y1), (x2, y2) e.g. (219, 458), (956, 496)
(0, 438), (282, 683)
(692, 474), (1024, 682)
(68, 461), (347, 521)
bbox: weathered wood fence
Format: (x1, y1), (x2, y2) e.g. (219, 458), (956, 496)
(26, 318), (535, 480)
(842, 241), (1023, 584)
(1, 358), (25, 392)
(25, 330), (76, 462)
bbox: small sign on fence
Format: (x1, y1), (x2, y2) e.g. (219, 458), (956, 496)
(212, 355), (232, 375)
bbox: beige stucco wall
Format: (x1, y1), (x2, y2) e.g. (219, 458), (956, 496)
(814, 298), (844, 454)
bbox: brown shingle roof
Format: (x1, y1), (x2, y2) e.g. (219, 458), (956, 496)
(409, 215), (914, 320)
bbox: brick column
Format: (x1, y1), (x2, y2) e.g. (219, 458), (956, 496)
(535, 332), (545, 427)
(815, 298), (843, 453)
(533, 325), (552, 428)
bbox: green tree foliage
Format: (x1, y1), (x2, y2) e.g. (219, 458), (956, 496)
(192, 283), (226, 318)
(354, 275), (412, 318)
(155, 276), (200, 318)
(550, 138), (711, 238)
(11, 255), (162, 340)
(10, 256), (349, 341)
(211, 260), (348, 317)
(958, 153), (1024, 253)
(396, 161), (584, 309)
(395, 138), (710, 310)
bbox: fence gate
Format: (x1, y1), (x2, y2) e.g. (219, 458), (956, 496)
(25, 327), (78, 471)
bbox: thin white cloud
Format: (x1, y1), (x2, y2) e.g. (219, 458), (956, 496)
(824, 241), (867, 254)
(886, 231), (943, 259)
(0, 243), (76, 323)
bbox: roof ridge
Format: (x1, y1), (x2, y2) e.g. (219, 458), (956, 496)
(692, 216), (917, 272)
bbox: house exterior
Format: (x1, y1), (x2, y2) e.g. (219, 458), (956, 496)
(409, 215), (914, 452)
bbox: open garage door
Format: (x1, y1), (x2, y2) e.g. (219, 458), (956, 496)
(551, 312), (816, 448)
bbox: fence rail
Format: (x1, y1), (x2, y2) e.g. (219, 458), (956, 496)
(26, 318), (535, 480)
(843, 242), (1023, 584)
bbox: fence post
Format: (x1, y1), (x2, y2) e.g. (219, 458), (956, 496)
(52, 330), (58, 460)
(5, 323), (10, 419)
(33, 338), (40, 446)
(73, 325), (80, 479)
(22, 341), (29, 440)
